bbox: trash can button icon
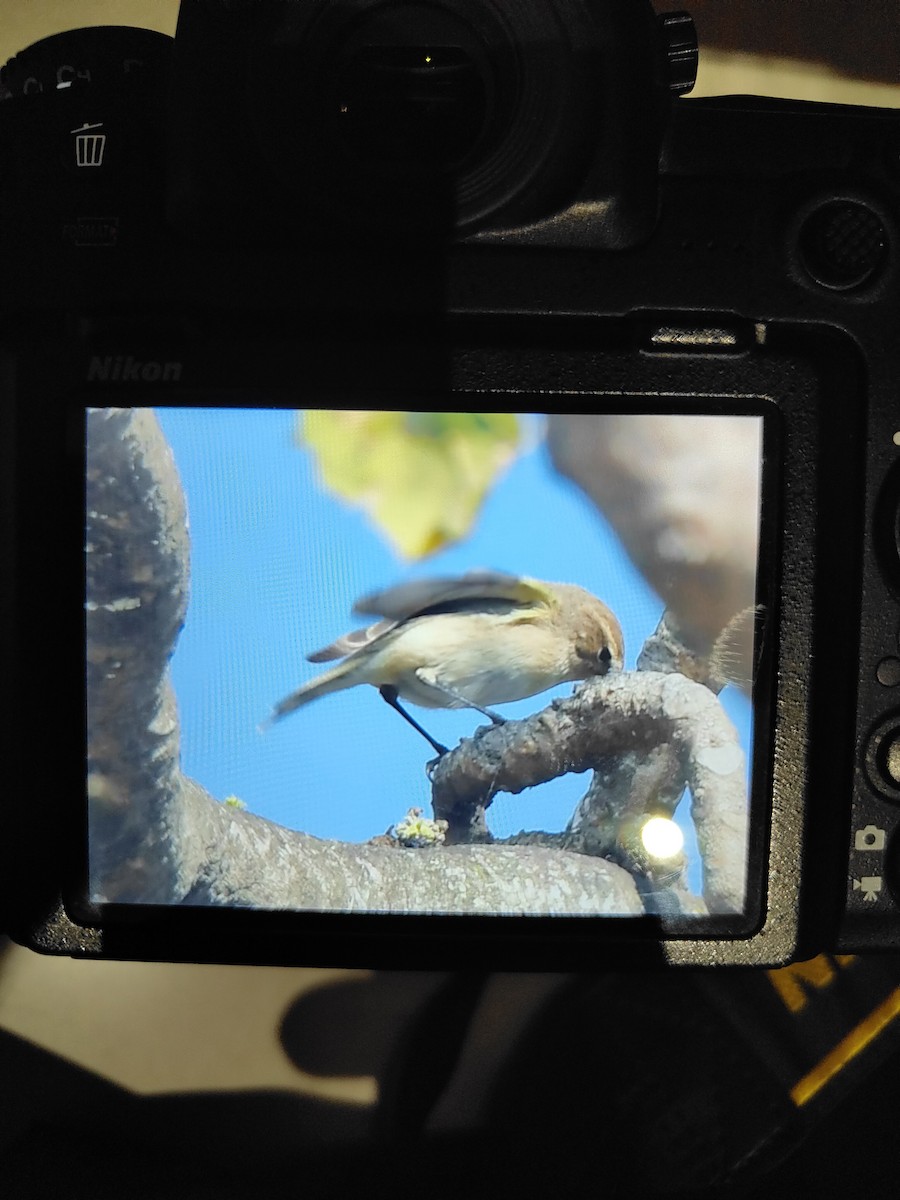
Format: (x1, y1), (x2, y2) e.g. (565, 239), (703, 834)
(71, 122), (106, 167)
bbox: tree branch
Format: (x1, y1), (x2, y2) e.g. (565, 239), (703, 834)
(429, 669), (748, 914)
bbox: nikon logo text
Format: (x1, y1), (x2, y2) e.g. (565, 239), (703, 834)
(87, 355), (183, 383)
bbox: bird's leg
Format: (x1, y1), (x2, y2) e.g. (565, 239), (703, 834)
(379, 685), (449, 756)
(414, 669), (507, 725)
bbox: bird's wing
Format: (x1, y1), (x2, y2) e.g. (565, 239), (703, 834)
(306, 618), (398, 663)
(352, 570), (556, 621)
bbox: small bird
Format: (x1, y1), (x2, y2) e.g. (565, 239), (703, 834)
(268, 570), (624, 755)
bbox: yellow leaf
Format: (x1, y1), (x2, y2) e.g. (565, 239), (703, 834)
(299, 411), (520, 559)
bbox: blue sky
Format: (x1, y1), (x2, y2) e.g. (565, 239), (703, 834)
(141, 407), (757, 907)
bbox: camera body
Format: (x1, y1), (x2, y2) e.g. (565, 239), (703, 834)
(1, 0), (899, 967)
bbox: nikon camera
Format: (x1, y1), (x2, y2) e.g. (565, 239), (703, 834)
(1, 0), (899, 968)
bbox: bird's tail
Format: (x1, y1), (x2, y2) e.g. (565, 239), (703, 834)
(264, 660), (357, 727)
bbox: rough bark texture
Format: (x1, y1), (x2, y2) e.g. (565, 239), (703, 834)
(86, 408), (194, 903)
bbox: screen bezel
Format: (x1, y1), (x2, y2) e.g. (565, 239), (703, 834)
(8, 314), (852, 968)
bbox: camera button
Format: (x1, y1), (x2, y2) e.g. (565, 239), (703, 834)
(797, 199), (889, 291)
(865, 713), (900, 802)
(876, 657), (900, 687)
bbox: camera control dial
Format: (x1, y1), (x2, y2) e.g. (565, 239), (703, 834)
(657, 11), (698, 95)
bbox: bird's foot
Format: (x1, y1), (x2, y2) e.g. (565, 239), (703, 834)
(425, 750), (449, 780)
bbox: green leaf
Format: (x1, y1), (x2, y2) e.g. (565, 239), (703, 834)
(299, 411), (520, 559)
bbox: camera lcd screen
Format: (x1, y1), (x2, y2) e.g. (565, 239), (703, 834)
(85, 405), (767, 926)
